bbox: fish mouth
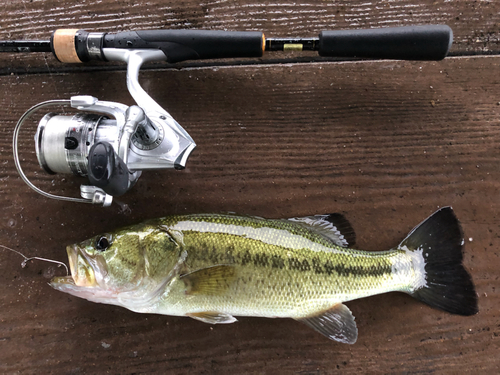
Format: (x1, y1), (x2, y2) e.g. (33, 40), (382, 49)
(51, 245), (97, 288)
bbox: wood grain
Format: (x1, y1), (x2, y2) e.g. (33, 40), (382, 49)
(1, 55), (499, 373)
(1, 0), (500, 72)
(1, 0), (500, 373)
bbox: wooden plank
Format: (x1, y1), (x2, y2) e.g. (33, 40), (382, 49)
(0, 56), (499, 373)
(1, 0), (500, 72)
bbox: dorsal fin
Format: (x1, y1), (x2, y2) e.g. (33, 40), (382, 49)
(287, 213), (356, 247)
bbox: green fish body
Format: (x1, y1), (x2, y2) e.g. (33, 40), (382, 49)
(51, 207), (477, 343)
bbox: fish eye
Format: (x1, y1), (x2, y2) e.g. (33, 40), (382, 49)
(95, 235), (111, 252)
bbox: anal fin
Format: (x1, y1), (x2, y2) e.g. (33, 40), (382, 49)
(296, 303), (358, 344)
(187, 312), (237, 324)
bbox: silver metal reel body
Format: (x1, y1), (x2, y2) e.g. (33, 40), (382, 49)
(103, 49), (196, 171)
(13, 49), (196, 206)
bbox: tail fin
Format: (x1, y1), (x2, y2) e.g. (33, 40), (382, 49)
(398, 207), (478, 316)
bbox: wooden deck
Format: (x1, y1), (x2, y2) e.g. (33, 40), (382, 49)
(0, 0), (499, 373)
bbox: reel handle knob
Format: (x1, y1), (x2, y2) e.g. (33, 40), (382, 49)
(88, 141), (131, 197)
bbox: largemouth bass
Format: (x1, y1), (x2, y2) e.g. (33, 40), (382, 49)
(51, 207), (477, 344)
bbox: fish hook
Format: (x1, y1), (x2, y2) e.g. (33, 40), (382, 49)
(0, 244), (69, 276)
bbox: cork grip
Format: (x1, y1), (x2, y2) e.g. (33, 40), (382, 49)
(51, 29), (81, 63)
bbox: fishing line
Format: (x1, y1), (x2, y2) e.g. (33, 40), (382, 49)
(0, 244), (69, 276)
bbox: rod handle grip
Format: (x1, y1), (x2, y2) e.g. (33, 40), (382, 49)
(51, 29), (82, 63)
(106, 30), (265, 63)
(318, 25), (453, 61)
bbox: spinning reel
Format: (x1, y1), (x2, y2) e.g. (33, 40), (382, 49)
(13, 47), (196, 206)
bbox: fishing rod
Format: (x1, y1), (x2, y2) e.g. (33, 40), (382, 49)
(7, 25), (452, 206)
(2, 25), (452, 62)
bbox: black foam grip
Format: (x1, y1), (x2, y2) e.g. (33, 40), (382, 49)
(104, 30), (264, 63)
(318, 25), (453, 61)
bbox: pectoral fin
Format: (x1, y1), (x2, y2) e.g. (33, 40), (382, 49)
(187, 311), (237, 324)
(296, 303), (358, 344)
(180, 265), (236, 296)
